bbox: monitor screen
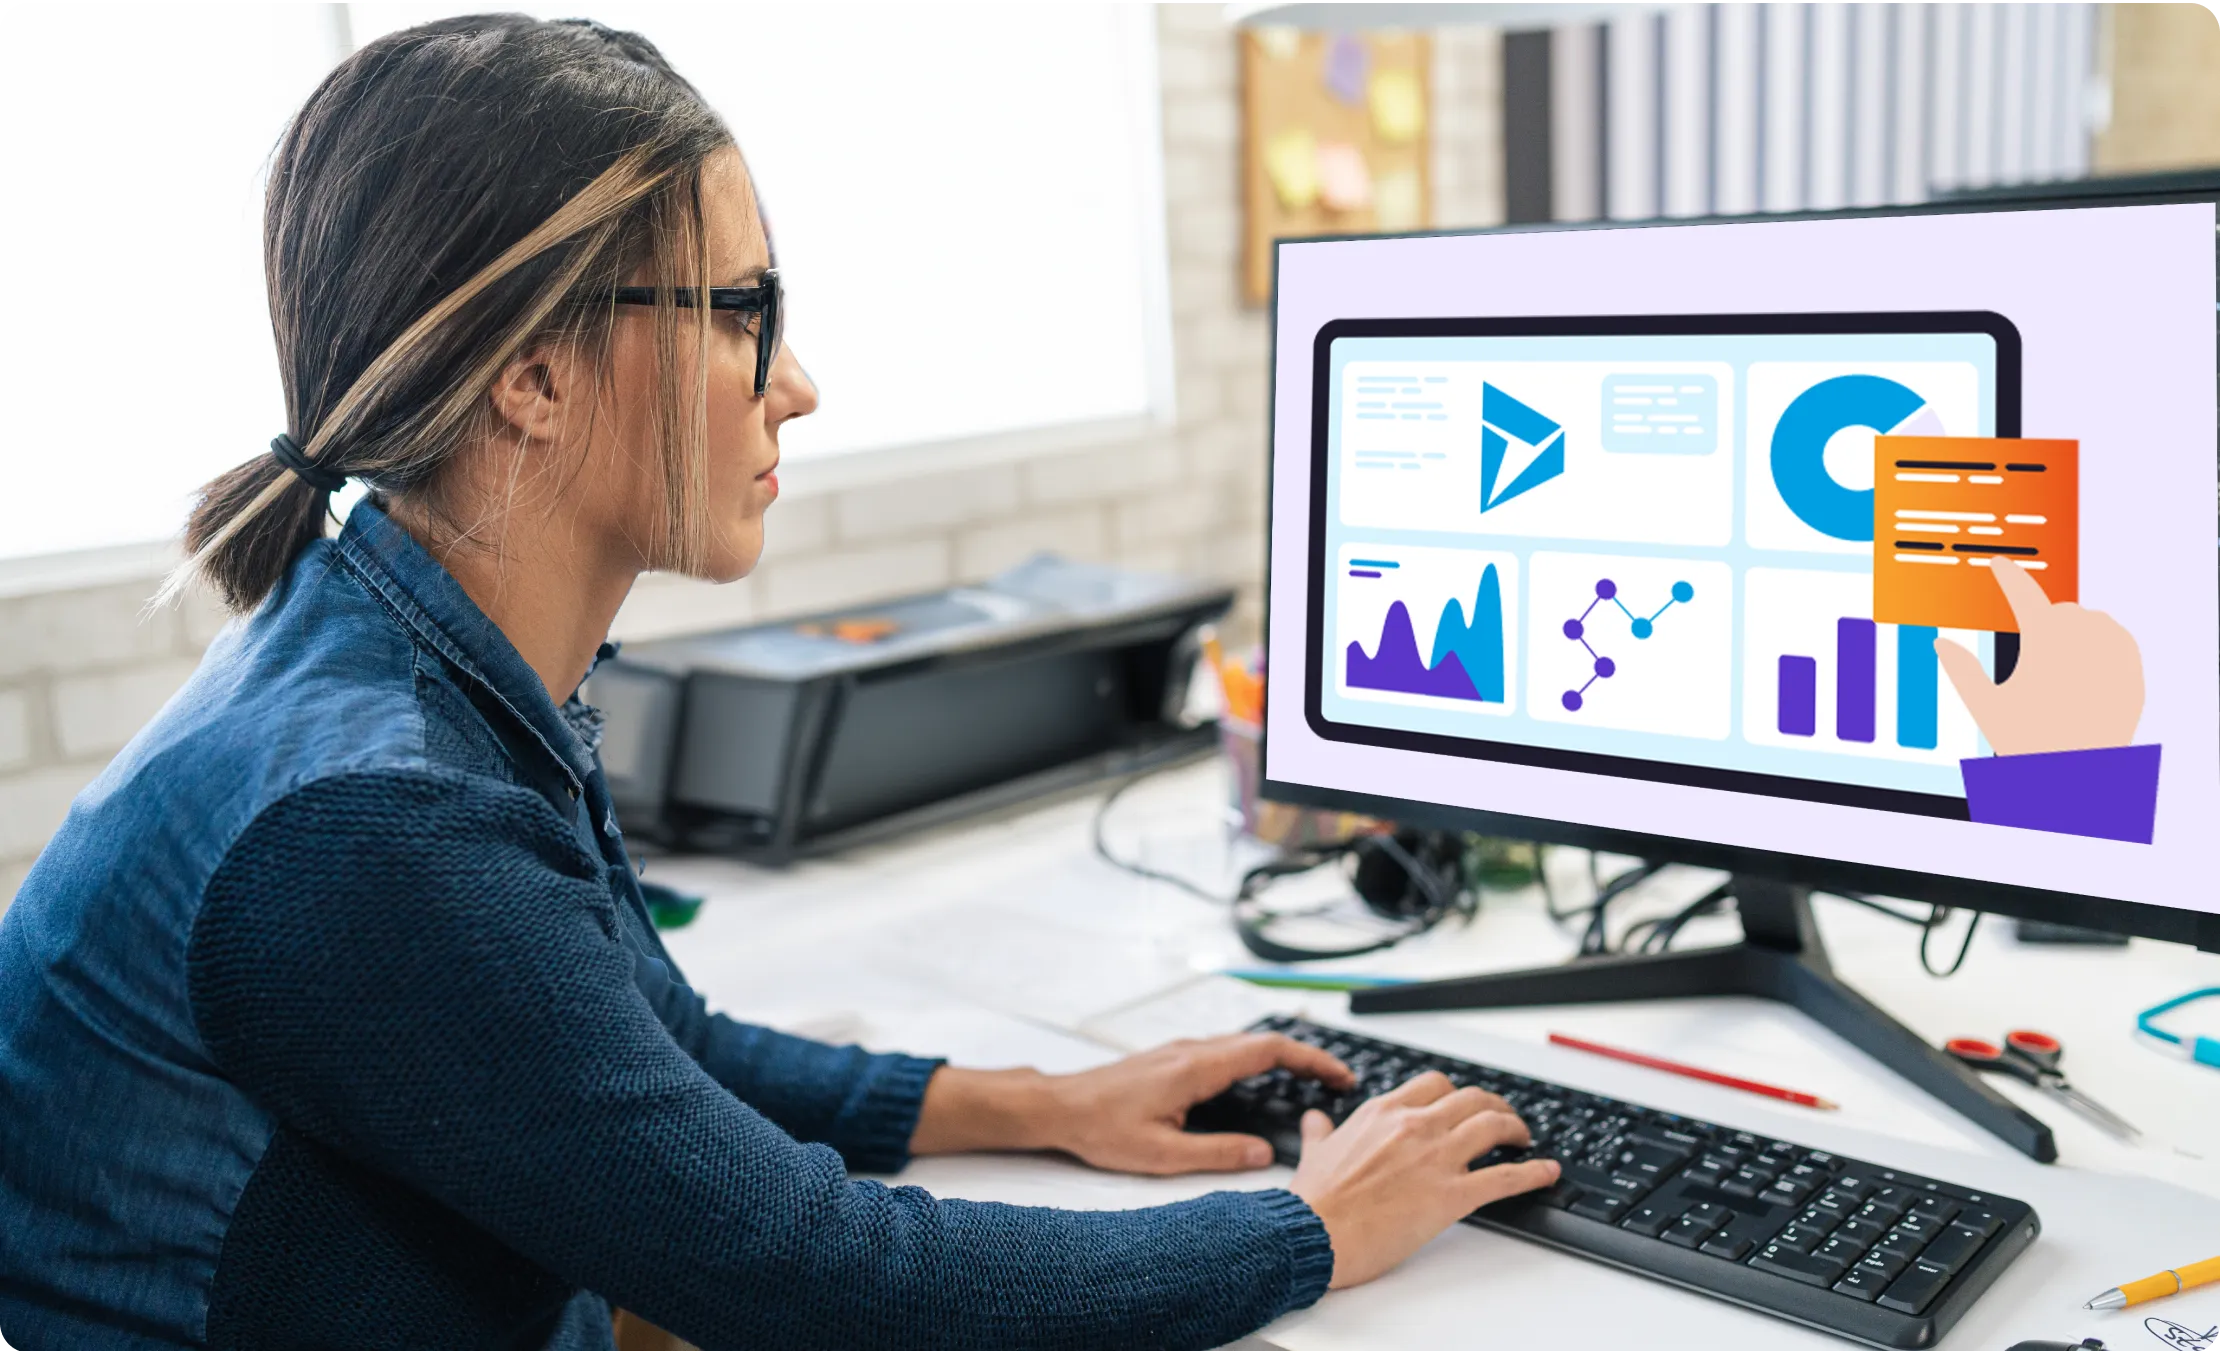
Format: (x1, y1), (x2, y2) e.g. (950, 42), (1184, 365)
(1262, 202), (2219, 923)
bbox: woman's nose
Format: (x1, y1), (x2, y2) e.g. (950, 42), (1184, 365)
(770, 343), (818, 421)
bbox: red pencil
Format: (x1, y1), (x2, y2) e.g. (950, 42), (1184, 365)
(1547, 1032), (1840, 1111)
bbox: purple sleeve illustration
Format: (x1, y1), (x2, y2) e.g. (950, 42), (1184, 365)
(1959, 744), (2161, 844)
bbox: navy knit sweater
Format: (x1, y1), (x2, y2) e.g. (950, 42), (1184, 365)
(0, 502), (1333, 1349)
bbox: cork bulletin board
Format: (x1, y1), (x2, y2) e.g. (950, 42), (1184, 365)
(1240, 28), (1433, 305)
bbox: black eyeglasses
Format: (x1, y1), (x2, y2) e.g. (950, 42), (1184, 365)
(612, 268), (783, 397)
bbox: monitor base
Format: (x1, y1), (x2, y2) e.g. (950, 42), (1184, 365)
(1348, 876), (2059, 1162)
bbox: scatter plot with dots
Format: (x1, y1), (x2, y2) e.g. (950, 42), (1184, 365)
(1561, 577), (1695, 712)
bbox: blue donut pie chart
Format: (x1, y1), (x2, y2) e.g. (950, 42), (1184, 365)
(1769, 374), (1929, 542)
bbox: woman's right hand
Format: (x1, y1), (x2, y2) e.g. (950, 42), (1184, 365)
(1286, 1071), (1560, 1289)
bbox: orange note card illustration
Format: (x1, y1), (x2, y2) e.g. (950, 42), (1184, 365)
(1871, 437), (2077, 632)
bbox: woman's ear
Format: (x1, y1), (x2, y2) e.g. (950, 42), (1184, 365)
(486, 343), (576, 443)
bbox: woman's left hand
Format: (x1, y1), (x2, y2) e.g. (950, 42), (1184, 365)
(911, 1032), (1353, 1175)
(1047, 1032), (1355, 1175)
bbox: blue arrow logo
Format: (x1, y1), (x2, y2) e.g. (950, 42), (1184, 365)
(1479, 383), (1565, 512)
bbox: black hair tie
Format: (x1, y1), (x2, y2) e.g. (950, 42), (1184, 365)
(269, 434), (347, 494)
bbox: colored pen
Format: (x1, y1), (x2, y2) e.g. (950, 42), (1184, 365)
(2085, 1255), (2220, 1310)
(1547, 1032), (1840, 1111)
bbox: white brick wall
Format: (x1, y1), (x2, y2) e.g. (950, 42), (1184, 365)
(0, 9), (1503, 911)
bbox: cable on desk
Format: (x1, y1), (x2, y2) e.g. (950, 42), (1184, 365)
(1089, 768), (1229, 905)
(1624, 882), (1737, 954)
(1918, 906), (1982, 978)
(1575, 860), (1672, 955)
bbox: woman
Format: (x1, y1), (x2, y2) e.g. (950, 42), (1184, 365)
(0, 17), (1556, 1349)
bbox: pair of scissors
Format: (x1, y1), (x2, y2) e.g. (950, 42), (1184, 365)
(1944, 1029), (2142, 1142)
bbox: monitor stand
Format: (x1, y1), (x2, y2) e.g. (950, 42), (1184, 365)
(1347, 876), (2058, 1163)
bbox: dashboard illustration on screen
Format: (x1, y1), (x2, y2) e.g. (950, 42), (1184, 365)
(1303, 313), (2021, 819)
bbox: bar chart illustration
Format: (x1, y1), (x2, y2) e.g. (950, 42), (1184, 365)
(1744, 567), (1979, 763)
(1337, 545), (1519, 713)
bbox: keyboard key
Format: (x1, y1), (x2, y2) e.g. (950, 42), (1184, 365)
(1570, 1194), (1629, 1224)
(1632, 1126), (1705, 1152)
(1700, 1233), (1754, 1261)
(1836, 1218), (1887, 1247)
(1854, 1200), (1907, 1228)
(1720, 1169), (1773, 1199)
(1684, 1202), (1732, 1227)
(1786, 1163), (1828, 1186)
(1762, 1177), (1815, 1207)
(1754, 1151), (1793, 1171)
(1683, 1162), (1729, 1190)
(1914, 1223), (1988, 1275)
(1815, 1235), (1866, 1267)
(1811, 1190), (1854, 1218)
(1831, 1174), (1871, 1196)
(1538, 1180), (1584, 1209)
(1750, 1245), (1850, 1289)
(1604, 1172), (1655, 1202)
(1623, 1204), (1674, 1238)
(1896, 1210), (1945, 1241)
(1663, 1216), (1716, 1249)
(1858, 1251), (1910, 1281)
(1834, 1264), (1891, 1302)
(1909, 1195), (1961, 1223)
(1955, 1208), (2003, 1239)
(1878, 1259), (1954, 1315)
(1773, 1222), (1829, 1254)
(1792, 1206), (1836, 1232)
(1806, 1151), (1839, 1168)
(1876, 1229), (1929, 1263)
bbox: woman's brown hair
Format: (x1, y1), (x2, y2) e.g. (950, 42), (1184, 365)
(177, 14), (732, 612)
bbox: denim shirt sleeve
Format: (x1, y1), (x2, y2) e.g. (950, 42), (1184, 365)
(186, 768), (1331, 1351)
(625, 940), (941, 1173)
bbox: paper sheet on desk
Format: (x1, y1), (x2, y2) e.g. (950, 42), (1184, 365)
(858, 903), (1199, 1032)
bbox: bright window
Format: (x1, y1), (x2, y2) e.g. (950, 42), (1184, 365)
(0, 8), (341, 562)
(1, 4), (1171, 563)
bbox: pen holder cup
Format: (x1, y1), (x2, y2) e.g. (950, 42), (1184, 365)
(1217, 715), (1379, 850)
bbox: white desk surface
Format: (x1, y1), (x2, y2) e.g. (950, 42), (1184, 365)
(652, 761), (2220, 1351)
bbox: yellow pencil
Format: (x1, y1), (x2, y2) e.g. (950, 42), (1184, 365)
(2085, 1255), (2220, 1310)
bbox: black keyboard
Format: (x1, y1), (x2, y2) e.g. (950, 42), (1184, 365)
(1189, 1016), (2038, 1349)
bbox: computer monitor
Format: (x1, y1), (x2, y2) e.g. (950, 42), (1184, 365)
(1258, 194), (2220, 1162)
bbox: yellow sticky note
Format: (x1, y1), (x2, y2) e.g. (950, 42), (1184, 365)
(1370, 68), (1424, 144)
(1264, 129), (1318, 210)
(1375, 167), (1422, 231)
(1316, 141), (1372, 211)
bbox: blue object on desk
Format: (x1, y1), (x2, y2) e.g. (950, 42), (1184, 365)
(1221, 968), (1412, 992)
(2137, 987), (2220, 1069)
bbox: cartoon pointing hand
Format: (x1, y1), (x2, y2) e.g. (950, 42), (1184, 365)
(1933, 556), (2145, 757)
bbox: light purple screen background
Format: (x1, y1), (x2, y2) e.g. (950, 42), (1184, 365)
(1265, 203), (2219, 915)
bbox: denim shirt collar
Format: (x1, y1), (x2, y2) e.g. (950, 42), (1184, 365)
(333, 500), (608, 800)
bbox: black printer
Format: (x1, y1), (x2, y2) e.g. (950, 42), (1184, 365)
(588, 555), (1234, 863)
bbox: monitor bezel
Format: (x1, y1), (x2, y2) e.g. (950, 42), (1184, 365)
(1258, 188), (2220, 953)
